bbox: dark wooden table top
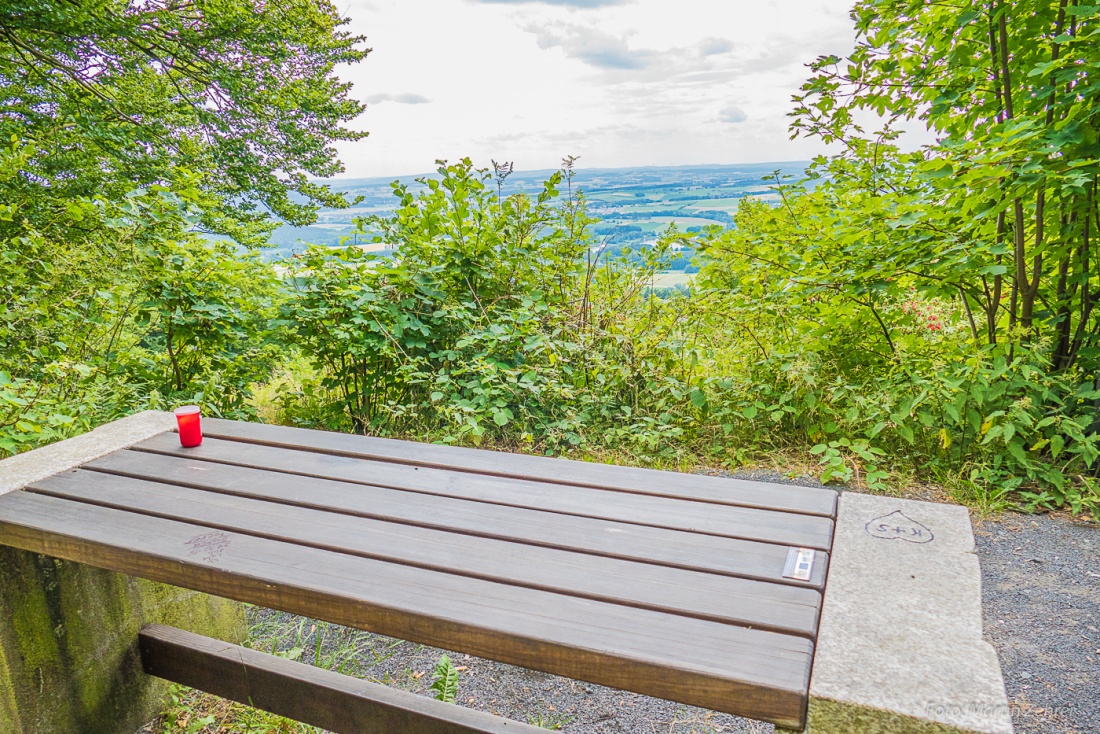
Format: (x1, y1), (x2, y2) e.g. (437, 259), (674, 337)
(0, 418), (837, 730)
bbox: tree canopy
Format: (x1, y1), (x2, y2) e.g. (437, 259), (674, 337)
(790, 0), (1100, 367)
(0, 0), (367, 451)
(2, 0), (368, 243)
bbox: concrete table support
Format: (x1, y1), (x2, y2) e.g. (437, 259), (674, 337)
(781, 492), (1013, 734)
(0, 412), (245, 734)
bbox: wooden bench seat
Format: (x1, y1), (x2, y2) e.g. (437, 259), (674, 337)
(0, 418), (838, 730)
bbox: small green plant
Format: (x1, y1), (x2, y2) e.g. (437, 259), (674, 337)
(810, 438), (888, 491)
(527, 710), (576, 730)
(159, 684), (314, 733)
(160, 686), (215, 733)
(430, 654), (460, 703)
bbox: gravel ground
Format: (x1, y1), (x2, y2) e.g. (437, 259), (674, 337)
(139, 474), (1099, 734)
(245, 607), (771, 734)
(974, 511), (1100, 734)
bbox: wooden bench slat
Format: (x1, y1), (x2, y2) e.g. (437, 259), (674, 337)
(200, 418), (837, 518)
(139, 624), (544, 734)
(87, 450), (829, 588)
(131, 435), (835, 551)
(0, 491), (811, 729)
(33, 469), (822, 638)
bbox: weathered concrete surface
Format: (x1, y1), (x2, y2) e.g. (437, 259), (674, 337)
(0, 640), (19, 733)
(0, 547), (245, 734)
(0, 413), (245, 734)
(788, 492), (1013, 734)
(0, 410), (176, 496)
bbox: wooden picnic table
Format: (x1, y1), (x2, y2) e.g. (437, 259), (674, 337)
(0, 418), (837, 730)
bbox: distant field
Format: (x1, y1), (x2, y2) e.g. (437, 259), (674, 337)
(261, 162), (808, 258)
(651, 216), (723, 228)
(687, 197), (744, 210)
(619, 203), (686, 213)
(651, 271), (693, 288)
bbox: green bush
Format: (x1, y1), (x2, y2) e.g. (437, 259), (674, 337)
(275, 152), (1100, 514)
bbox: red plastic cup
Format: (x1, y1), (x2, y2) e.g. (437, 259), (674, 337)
(174, 405), (203, 447)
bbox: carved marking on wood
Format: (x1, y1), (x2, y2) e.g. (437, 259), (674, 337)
(185, 531), (231, 563)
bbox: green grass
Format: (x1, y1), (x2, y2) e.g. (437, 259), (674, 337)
(686, 197), (745, 211)
(651, 216), (724, 227)
(651, 271), (693, 287)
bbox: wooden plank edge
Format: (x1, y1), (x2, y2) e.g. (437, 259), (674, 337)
(199, 418), (838, 518)
(139, 624), (544, 734)
(79, 454), (832, 589)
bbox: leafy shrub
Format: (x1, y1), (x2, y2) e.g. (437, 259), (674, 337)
(279, 158), (686, 451)
(689, 176), (1100, 513)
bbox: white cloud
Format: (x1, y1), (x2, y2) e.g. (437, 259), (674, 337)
(528, 22), (654, 69)
(718, 105), (748, 124)
(365, 93), (432, 105)
(697, 37), (733, 56)
(327, 0), (934, 178)
(712, 105), (748, 124)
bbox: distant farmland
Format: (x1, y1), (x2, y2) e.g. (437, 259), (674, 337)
(265, 162), (807, 257)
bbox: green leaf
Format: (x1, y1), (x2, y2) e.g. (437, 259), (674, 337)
(1006, 441), (1028, 465)
(1049, 434), (1065, 460)
(689, 387), (708, 409)
(431, 655), (460, 704)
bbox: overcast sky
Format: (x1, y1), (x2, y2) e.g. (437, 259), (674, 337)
(331, 0), (870, 178)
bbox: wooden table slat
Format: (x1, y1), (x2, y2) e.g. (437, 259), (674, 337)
(0, 490), (812, 729)
(87, 450), (830, 588)
(200, 418), (837, 518)
(32, 469), (822, 638)
(131, 435), (835, 551)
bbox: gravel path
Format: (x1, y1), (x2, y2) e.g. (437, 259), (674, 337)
(974, 511), (1099, 734)
(141, 477), (1099, 733)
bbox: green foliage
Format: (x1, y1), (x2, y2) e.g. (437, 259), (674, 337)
(0, 371), (80, 458)
(691, 169), (1100, 512)
(281, 158), (578, 438)
(127, 238), (282, 416)
(0, 147), (281, 454)
(279, 158), (706, 458)
(159, 684), (315, 734)
(430, 655), (460, 704)
(7, 0), (1100, 517)
(0, 0), (362, 455)
(2, 0), (368, 241)
(274, 149), (1099, 512)
(527, 710), (576, 730)
(699, 0), (1100, 512)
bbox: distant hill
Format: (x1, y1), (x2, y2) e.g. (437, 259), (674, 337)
(265, 162), (808, 257)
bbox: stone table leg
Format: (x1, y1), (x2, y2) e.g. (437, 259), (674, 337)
(780, 492), (1013, 734)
